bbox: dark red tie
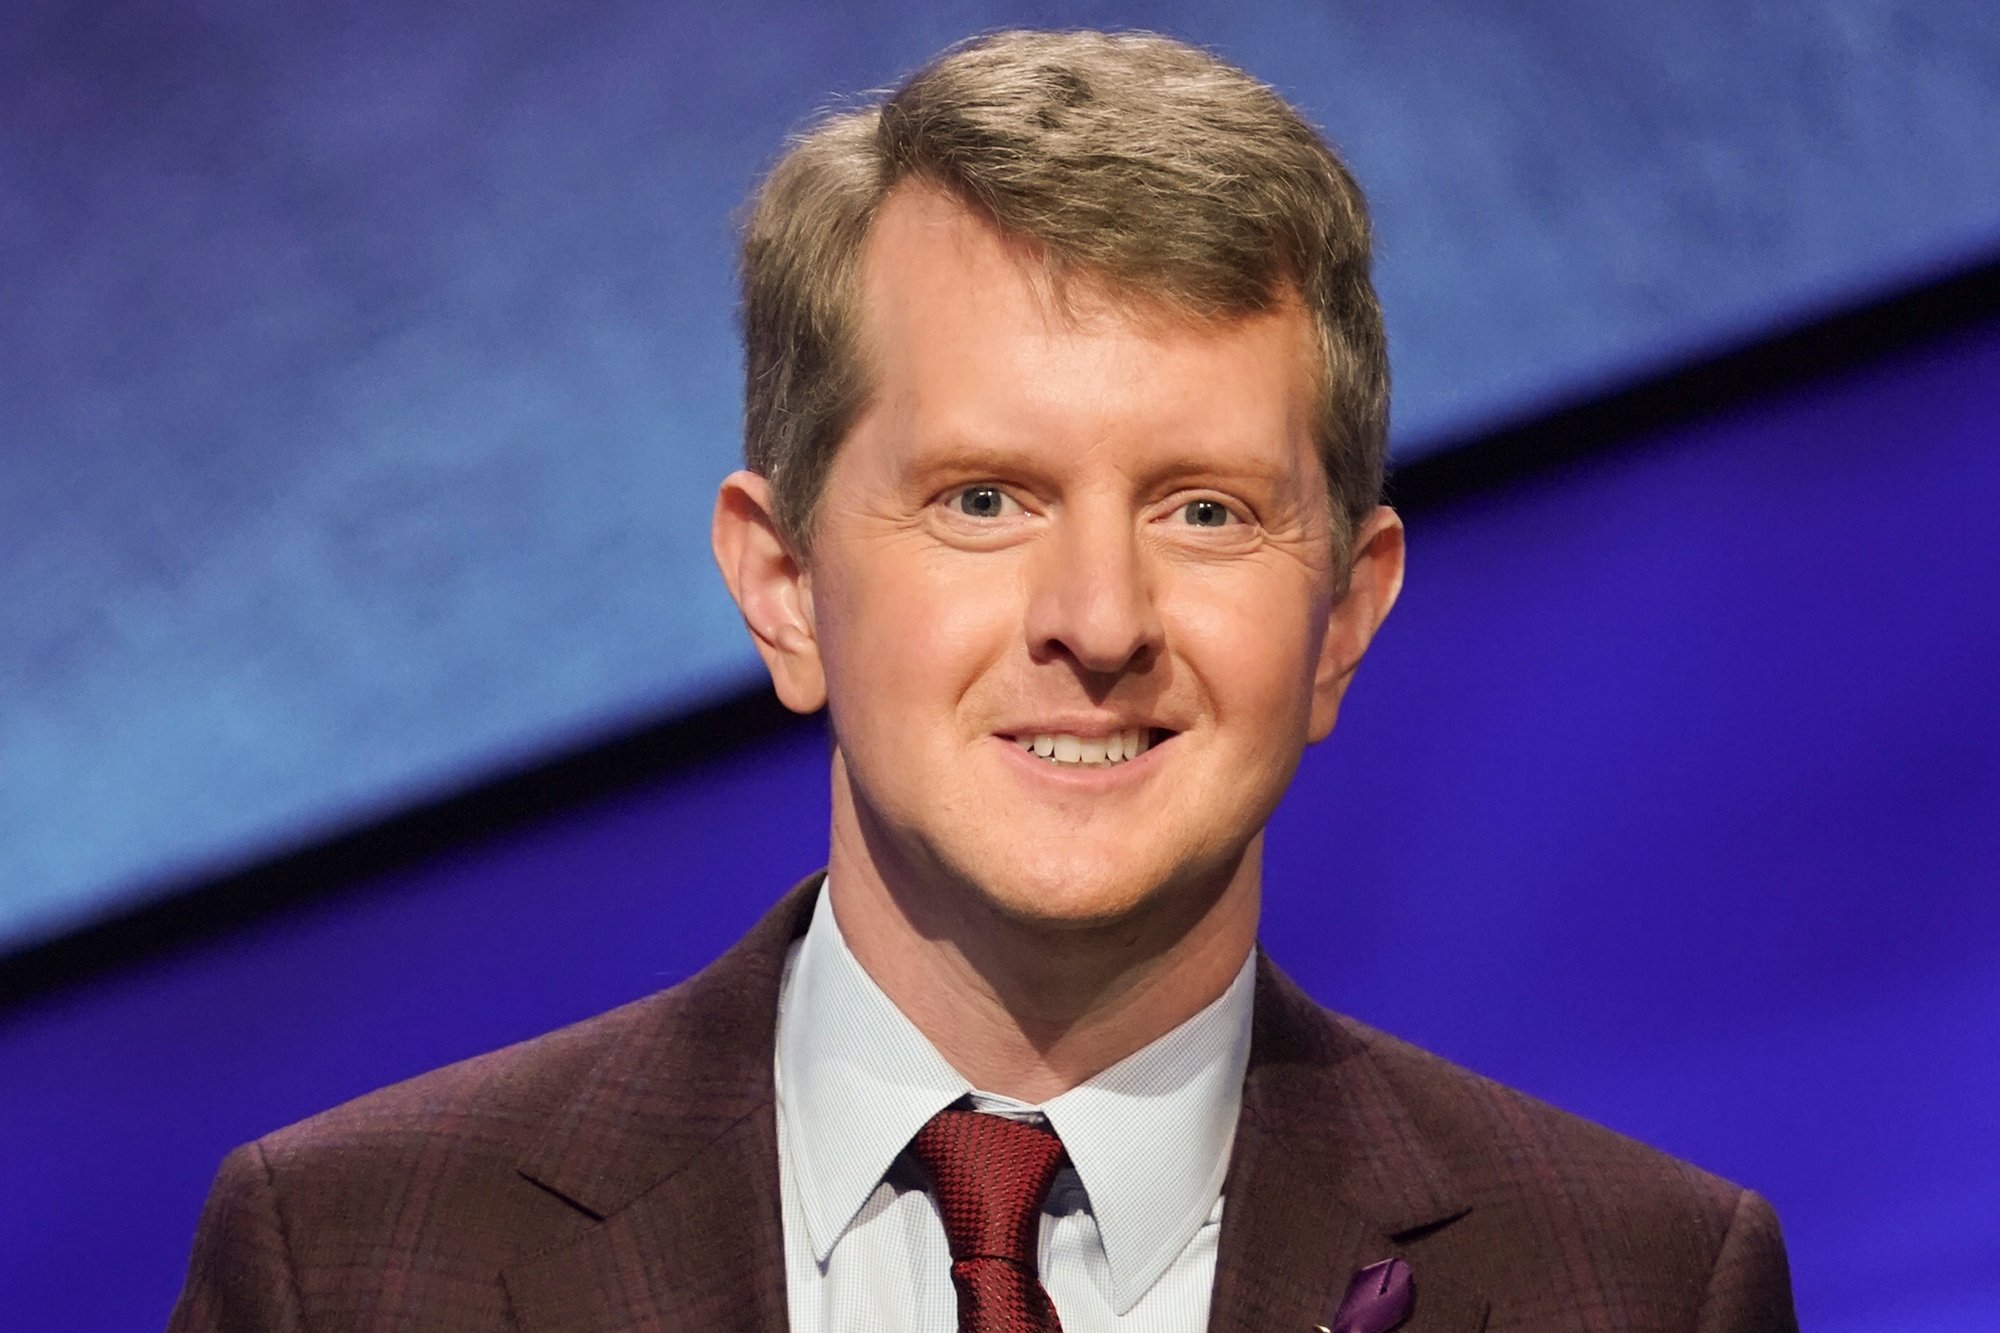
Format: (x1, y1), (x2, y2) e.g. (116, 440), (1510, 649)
(909, 1108), (1068, 1333)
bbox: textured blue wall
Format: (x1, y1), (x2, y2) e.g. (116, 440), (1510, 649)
(6, 0), (2000, 948)
(3, 315), (1995, 1330)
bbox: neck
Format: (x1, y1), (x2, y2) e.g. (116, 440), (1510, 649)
(825, 769), (1260, 1104)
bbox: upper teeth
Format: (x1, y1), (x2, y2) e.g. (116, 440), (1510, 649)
(1015, 729), (1152, 765)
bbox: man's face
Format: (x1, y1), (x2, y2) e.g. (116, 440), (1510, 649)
(746, 186), (1400, 933)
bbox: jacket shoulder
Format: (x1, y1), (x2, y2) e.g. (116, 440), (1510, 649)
(1343, 1014), (1744, 1214)
(259, 985), (661, 1173)
(172, 988), (681, 1332)
(174, 881), (819, 1331)
(1329, 1013), (1796, 1329)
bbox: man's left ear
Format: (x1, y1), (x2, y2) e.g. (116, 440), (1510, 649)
(1308, 505), (1406, 742)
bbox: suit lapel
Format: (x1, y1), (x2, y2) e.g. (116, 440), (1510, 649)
(504, 877), (822, 1333)
(493, 883), (1488, 1331)
(506, 1110), (787, 1333)
(1207, 956), (1489, 1333)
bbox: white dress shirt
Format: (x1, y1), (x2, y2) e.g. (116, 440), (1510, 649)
(773, 884), (1256, 1333)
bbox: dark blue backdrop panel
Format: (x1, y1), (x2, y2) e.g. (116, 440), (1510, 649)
(3, 323), (1996, 1328)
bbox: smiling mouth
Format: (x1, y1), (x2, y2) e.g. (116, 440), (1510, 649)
(1008, 728), (1173, 767)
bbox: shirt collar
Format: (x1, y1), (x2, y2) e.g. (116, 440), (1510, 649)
(774, 883), (1255, 1313)
(776, 884), (972, 1268)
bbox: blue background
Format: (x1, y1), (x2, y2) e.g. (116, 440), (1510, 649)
(2, 2), (1997, 1329)
(6, 0), (1999, 945)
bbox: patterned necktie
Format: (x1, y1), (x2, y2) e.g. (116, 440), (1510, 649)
(908, 1108), (1069, 1333)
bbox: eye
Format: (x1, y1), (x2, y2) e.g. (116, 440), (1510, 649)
(1180, 499), (1236, 528)
(953, 486), (1020, 519)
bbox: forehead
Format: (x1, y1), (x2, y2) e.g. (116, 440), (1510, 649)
(848, 185), (1320, 480)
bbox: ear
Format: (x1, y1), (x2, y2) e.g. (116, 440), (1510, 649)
(1307, 505), (1405, 742)
(712, 470), (827, 714)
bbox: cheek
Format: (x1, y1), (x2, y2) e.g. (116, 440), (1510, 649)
(818, 554), (1020, 724)
(1170, 569), (1326, 720)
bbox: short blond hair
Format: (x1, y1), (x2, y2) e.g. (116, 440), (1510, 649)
(740, 29), (1387, 565)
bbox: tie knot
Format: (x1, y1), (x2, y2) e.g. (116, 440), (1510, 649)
(909, 1108), (1068, 1267)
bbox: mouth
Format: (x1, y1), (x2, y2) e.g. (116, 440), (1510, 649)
(1005, 727), (1176, 768)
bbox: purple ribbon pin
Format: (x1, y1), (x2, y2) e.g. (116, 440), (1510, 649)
(1322, 1256), (1414, 1333)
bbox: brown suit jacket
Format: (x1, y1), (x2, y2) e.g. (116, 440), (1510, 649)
(170, 877), (1798, 1331)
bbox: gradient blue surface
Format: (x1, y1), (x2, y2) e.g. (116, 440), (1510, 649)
(7, 0), (2000, 948)
(4, 315), (1995, 1329)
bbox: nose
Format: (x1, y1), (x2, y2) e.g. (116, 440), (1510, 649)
(1023, 502), (1165, 676)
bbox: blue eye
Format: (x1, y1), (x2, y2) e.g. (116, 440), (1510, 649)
(957, 487), (1011, 518)
(1182, 499), (1233, 527)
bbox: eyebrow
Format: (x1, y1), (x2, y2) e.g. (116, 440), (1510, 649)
(1139, 453), (1299, 491)
(900, 436), (1302, 495)
(896, 440), (1060, 492)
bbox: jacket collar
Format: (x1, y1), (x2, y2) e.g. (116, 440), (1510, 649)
(1206, 953), (1487, 1332)
(501, 878), (1485, 1332)
(504, 874), (820, 1333)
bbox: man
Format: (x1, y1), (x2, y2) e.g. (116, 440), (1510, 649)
(172, 30), (1799, 1332)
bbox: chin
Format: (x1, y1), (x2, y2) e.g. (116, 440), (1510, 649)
(983, 876), (1150, 931)
(958, 841), (1219, 935)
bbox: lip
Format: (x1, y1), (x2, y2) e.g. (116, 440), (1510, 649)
(992, 719), (1178, 743)
(988, 729), (1173, 785)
